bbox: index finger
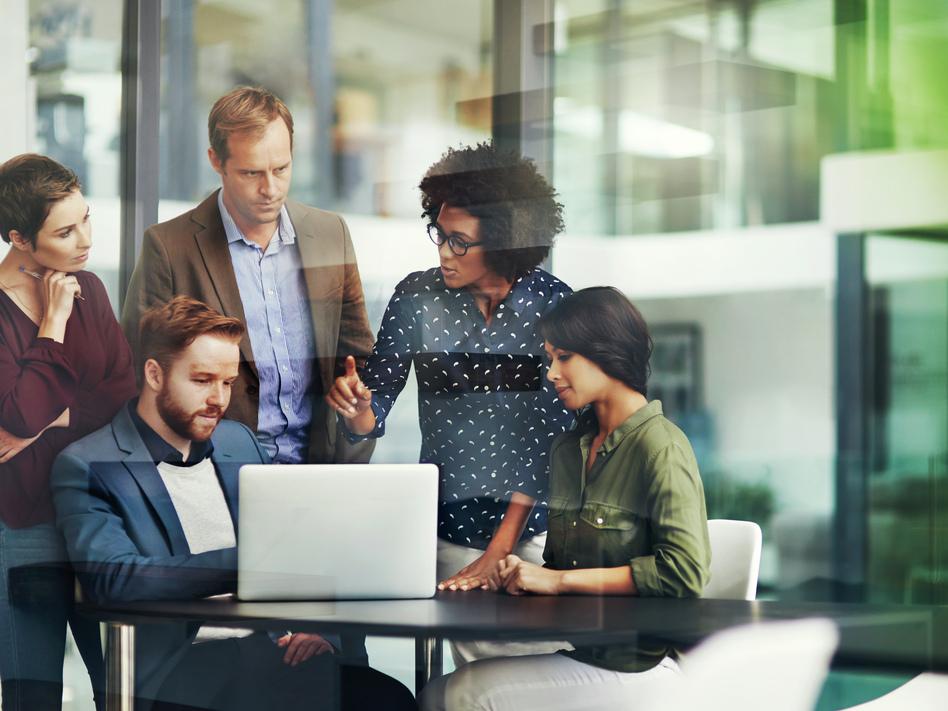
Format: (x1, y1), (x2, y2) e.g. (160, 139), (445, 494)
(344, 355), (357, 377)
(439, 575), (462, 591)
(333, 376), (356, 403)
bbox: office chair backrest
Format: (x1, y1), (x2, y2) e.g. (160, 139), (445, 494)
(647, 618), (838, 711)
(703, 519), (763, 601)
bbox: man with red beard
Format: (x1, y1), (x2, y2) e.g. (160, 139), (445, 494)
(50, 297), (415, 711)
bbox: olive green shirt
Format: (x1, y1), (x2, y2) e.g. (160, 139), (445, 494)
(544, 400), (711, 673)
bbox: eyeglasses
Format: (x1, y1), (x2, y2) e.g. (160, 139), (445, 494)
(427, 223), (484, 257)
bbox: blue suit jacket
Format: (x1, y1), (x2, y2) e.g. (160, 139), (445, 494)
(51, 405), (269, 704)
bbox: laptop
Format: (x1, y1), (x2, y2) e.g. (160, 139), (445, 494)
(237, 464), (438, 600)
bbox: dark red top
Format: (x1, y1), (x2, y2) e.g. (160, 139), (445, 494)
(0, 271), (137, 528)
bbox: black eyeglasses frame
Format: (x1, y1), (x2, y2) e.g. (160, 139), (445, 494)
(427, 223), (484, 257)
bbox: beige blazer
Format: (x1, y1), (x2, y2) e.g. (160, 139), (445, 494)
(121, 190), (376, 464)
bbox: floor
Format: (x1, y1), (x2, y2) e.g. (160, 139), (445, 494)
(5, 631), (911, 710)
(5, 631), (430, 710)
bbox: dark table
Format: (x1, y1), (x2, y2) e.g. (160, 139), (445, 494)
(81, 592), (948, 711)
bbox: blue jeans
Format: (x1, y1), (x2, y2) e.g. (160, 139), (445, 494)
(0, 518), (104, 710)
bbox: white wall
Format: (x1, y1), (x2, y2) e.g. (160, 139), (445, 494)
(0, 0), (30, 159)
(554, 222), (838, 518)
(637, 289), (836, 516)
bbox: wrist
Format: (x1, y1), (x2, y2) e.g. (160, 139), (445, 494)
(347, 408), (376, 435)
(555, 569), (570, 594)
(485, 539), (514, 557)
(38, 316), (67, 342)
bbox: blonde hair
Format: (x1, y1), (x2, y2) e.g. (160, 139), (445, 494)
(208, 86), (294, 164)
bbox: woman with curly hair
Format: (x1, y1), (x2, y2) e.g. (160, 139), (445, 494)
(327, 141), (574, 663)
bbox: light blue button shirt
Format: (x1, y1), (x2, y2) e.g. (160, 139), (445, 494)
(218, 191), (317, 463)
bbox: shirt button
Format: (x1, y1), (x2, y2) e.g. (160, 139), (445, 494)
(572, 560), (578, 566)
(281, 365), (288, 372)
(596, 517), (604, 524)
(275, 327), (282, 334)
(572, 521), (577, 527)
(268, 289), (275, 295)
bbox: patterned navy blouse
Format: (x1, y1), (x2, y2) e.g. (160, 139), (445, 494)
(345, 267), (574, 549)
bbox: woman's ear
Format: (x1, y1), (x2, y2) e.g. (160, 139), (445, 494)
(7, 230), (32, 252)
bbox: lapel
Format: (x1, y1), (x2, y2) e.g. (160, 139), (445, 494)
(210, 441), (240, 533)
(112, 407), (191, 556)
(286, 200), (344, 393)
(191, 191), (258, 380)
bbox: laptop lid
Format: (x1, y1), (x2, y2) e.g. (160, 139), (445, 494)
(237, 464), (438, 600)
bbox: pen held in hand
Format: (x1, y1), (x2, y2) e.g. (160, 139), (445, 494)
(18, 266), (86, 300)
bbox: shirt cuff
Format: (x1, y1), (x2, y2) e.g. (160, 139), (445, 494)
(339, 400), (386, 442)
(26, 337), (74, 368)
(629, 555), (663, 597)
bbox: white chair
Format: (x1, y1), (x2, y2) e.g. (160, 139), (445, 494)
(842, 672), (948, 710)
(639, 618), (839, 711)
(703, 519), (763, 601)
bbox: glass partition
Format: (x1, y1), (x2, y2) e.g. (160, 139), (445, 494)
(550, 0), (948, 614)
(866, 233), (948, 605)
(28, 0), (125, 307)
(158, 0), (494, 466)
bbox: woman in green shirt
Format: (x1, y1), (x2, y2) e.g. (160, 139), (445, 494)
(421, 286), (711, 711)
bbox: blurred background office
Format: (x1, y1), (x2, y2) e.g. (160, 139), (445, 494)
(1, 0), (946, 708)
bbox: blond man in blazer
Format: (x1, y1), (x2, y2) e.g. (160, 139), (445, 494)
(122, 86), (375, 466)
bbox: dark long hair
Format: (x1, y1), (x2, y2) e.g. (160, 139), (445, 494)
(538, 287), (652, 396)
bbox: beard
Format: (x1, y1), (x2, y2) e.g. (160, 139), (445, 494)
(156, 388), (224, 443)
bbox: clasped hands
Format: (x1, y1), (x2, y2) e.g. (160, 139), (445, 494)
(439, 553), (564, 596)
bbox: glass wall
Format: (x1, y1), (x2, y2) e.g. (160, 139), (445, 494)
(550, 0), (836, 594)
(2, 3), (125, 708)
(866, 234), (948, 605)
(28, 0), (125, 306)
(551, 0), (948, 608)
(3, 1), (948, 708)
(158, 0), (495, 466)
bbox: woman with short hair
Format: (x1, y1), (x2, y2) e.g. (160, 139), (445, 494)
(421, 287), (711, 711)
(0, 154), (137, 709)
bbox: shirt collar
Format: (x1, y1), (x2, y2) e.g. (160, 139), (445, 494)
(217, 189), (296, 248)
(501, 271), (541, 319)
(436, 268), (540, 319)
(128, 399), (215, 467)
(579, 399), (665, 455)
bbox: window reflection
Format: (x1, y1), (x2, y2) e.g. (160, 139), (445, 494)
(29, 0), (124, 308)
(551, 0), (948, 610)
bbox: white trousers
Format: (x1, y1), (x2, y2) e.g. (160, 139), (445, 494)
(420, 653), (682, 711)
(437, 537), (572, 666)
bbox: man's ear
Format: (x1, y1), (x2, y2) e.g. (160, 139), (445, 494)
(143, 358), (164, 392)
(8, 230), (32, 252)
(208, 147), (224, 176)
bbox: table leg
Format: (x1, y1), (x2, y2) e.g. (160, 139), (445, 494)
(105, 622), (135, 711)
(415, 636), (443, 694)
